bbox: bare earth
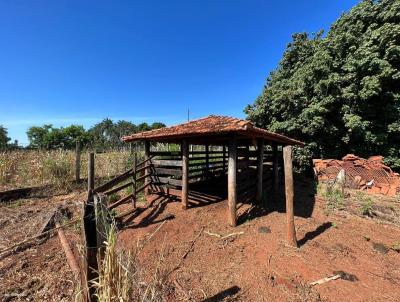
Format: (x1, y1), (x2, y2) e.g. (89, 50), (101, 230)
(1, 180), (400, 301)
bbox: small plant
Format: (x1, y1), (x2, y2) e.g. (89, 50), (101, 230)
(108, 193), (120, 203)
(361, 197), (374, 217)
(358, 193), (375, 217)
(324, 183), (345, 212)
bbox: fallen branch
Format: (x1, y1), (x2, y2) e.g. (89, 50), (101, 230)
(310, 274), (341, 286)
(205, 230), (244, 240)
(181, 226), (204, 260)
(55, 222), (80, 277)
(167, 226), (204, 277)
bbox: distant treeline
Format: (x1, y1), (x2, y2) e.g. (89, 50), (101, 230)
(0, 119), (166, 151)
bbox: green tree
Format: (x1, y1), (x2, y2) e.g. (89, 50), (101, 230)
(27, 124), (53, 149)
(245, 0), (400, 171)
(0, 125), (11, 150)
(151, 122), (166, 129)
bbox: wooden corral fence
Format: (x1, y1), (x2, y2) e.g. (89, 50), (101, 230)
(81, 141), (297, 301)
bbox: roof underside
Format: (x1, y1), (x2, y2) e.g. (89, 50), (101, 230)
(122, 115), (304, 146)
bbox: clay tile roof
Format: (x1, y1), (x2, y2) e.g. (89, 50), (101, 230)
(122, 115), (304, 146)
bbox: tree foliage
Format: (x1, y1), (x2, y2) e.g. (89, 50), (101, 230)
(26, 119), (166, 150)
(245, 0), (400, 170)
(0, 125), (11, 150)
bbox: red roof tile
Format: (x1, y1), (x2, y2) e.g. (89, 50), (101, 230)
(122, 115), (304, 146)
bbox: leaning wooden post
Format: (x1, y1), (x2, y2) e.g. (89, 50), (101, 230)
(75, 140), (81, 182)
(256, 139), (264, 205)
(181, 140), (189, 209)
(228, 137), (237, 227)
(144, 141), (150, 196)
(81, 152), (98, 302)
(272, 143), (279, 202)
(283, 145), (298, 247)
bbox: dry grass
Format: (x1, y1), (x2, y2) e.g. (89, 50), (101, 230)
(0, 150), (142, 191)
(91, 222), (167, 302)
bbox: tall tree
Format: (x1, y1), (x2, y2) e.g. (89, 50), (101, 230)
(0, 125), (11, 150)
(246, 0), (400, 170)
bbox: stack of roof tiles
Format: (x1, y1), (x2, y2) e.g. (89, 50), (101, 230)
(313, 154), (400, 196)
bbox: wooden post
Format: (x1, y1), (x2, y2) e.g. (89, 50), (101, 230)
(181, 140), (189, 209)
(132, 152), (137, 208)
(256, 139), (264, 205)
(205, 143), (209, 180)
(222, 145), (226, 173)
(88, 152), (95, 191)
(75, 141), (81, 182)
(144, 141), (150, 196)
(228, 137), (237, 227)
(272, 144), (279, 202)
(283, 145), (298, 248)
(81, 152), (97, 302)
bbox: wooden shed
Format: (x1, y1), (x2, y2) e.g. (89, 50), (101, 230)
(122, 115), (304, 246)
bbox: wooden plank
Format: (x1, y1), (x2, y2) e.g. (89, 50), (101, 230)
(104, 181), (133, 196)
(189, 150), (225, 154)
(283, 145), (298, 248)
(149, 151), (182, 156)
(154, 167), (182, 177)
(182, 140), (189, 209)
(144, 141), (150, 195)
(152, 159), (183, 167)
(228, 137), (237, 227)
(107, 193), (134, 210)
(94, 169), (133, 193)
(256, 139), (264, 205)
(156, 176), (182, 187)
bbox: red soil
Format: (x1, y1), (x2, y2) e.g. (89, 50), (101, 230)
(118, 187), (400, 302)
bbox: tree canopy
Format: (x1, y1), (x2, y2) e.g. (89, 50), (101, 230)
(245, 0), (400, 170)
(26, 119), (166, 150)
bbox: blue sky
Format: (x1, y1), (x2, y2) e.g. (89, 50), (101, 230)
(0, 0), (359, 146)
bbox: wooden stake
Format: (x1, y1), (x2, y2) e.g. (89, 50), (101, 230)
(75, 141), (81, 182)
(256, 139), (264, 205)
(181, 140), (189, 209)
(228, 137), (237, 227)
(283, 145), (297, 247)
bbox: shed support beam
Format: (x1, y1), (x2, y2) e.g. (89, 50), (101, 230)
(228, 137), (237, 227)
(181, 140), (189, 209)
(256, 139), (264, 205)
(272, 143), (279, 202)
(144, 141), (150, 196)
(283, 145), (298, 247)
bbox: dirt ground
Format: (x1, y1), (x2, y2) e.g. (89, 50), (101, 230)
(1, 178), (400, 301)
